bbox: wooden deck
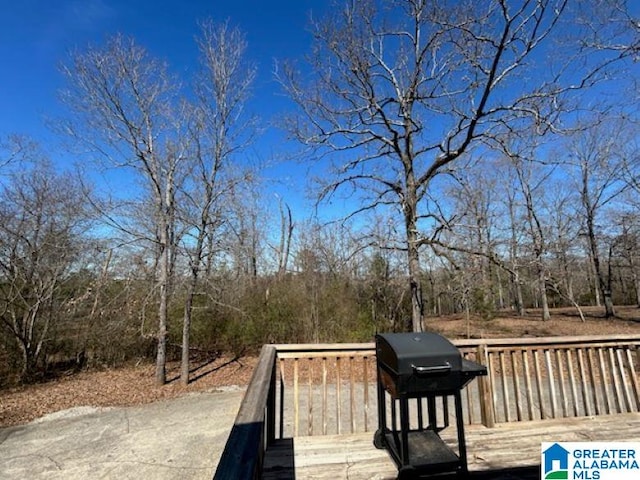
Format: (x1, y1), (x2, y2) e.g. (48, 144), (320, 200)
(262, 413), (640, 479)
(213, 337), (640, 480)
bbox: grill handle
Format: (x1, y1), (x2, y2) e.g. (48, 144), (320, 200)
(412, 362), (451, 375)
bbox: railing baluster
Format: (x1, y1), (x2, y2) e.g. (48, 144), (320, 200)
(500, 350), (510, 422)
(349, 356), (356, 433)
(555, 349), (567, 418)
(534, 349), (546, 419)
(566, 349), (580, 417)
(597, 347), (612, 414)
(477, 344), (495, 427)
(466, 379), (474, 425)
(308, 357), (313, 435)
(625, 348), (640, 411)
(545, 349), (557, 419)
(322, 357), (328, 435)
(336, 356), (342, 435)
(577, 348), (592, 416)
(522, 349), (534, 421)
(608, 348), (623, 414)
(587, 348), (600, 415)
(363, 356), (369, 431)
(511, 349), (522, 421)
(617, 348), (634, 413)
(488, 350), (499, 423)
(293, 357), (299, 437)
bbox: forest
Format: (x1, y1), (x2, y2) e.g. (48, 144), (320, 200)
(1, 0), (639, 387)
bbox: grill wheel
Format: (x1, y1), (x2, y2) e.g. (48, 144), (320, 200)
(373, 428), (386, 449)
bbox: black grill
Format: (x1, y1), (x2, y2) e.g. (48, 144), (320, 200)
(374, 332), (487, 479)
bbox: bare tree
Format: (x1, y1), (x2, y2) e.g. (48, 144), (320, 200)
(502, 172), (527, 316)
(270, 197), (294, 278)
(0, 159), (90, 380)
(0, 135), (37, 175)
(61, 35), (185, 385)
(279, 0), (635, 332)
(517, 159), (552, 320)
(448, 160), (502, 314)
(178, 20), (256, 385)
(616, 214), (640, 306)
(566, 119), (629, 317)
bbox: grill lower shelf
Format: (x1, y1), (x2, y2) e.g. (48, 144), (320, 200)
(383, 429), (461, 472)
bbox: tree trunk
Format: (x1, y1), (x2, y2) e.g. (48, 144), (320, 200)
(590, 259), (602, 306)
(181, 228), (206, 385)
(277, 201), (293, 277)
(17, 338), (32, 382)
(181, 278), (196, 385)
(406, 229), (424, 333)
(603, 244), (615, 317)
(560, 251), (575, 303)
(496, 266), (505, 311)
(155, 219), (170, 386)
(603, 292), (615, 318)
(538, 265), (551, 321)
(587, 220), (614, 317)
(631, 267), (640, 308)
(514, 272), (525, 316)
(403, 149), (423, 333)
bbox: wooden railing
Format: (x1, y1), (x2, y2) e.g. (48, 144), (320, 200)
(213, 334), (640, 479)
(275, 343), (375, 436)
(213, 345), (277, 480)
(274, 335), (640, 434)
(469, 335), (640, 426)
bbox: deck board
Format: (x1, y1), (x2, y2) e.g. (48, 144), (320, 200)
(263, 413), (640, 479)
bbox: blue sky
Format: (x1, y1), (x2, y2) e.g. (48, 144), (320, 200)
(2, 1), (638, 229)
(0, 0), (330, 218)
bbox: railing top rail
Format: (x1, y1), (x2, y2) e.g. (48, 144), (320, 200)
(273, 334), (640, 356)
(453, 333), (640, 348)
(273, 343), (375, 352)
(234, 344), (277, 422)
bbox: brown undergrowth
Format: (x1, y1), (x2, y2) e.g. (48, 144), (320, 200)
(1, 306), (638, 427)
(0, 356), (256, 427)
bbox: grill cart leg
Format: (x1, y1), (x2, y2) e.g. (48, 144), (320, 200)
(427, 395), (437, 429)
(374, 365), (388, 450)
(454, 390), (469, 477)
(399, 396), (411, 466)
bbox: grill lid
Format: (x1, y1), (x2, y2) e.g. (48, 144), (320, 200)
(376, 332), (487, 396)
(376, 332), (463, 375)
